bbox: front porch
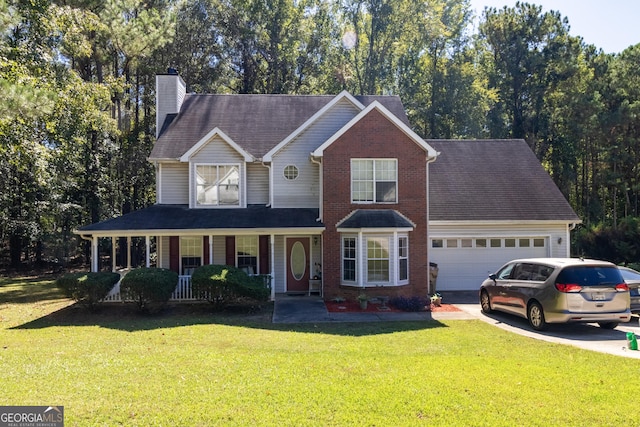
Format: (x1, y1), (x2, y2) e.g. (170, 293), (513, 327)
(101, 273), (275, 303)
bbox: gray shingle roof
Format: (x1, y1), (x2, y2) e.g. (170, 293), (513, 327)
(77, 205), (323, 233)
(427, 139), (580, 222)
(150, 94), (410, 160)
(337, 210), (415, 229)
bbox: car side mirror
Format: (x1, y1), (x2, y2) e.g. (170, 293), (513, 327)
(489, 273), (497, 282)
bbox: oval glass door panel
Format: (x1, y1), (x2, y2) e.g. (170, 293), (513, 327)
(290, 241), (306, 280)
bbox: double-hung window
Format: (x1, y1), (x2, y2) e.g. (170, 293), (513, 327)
(351, 159), (397, 203)
(237, 236), (258, 275)
(196, 164), (240, 206)
(180, 237), (202, 276)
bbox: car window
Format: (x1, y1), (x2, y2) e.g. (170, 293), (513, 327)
(620, 268), (640, 281)
(556, 266), (623, 286)
(496, 263), (515, 279)
(511, 263), (552, 281)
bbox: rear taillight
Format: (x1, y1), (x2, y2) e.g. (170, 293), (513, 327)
(555, 283), (582, 292)
(615, 283), (629, 292)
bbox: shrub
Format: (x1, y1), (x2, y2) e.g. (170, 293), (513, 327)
(120, 267), (178, 313)
(56, 271), (120, 311)
(192, 265), (270, 308)
(389, 296), (429, 312)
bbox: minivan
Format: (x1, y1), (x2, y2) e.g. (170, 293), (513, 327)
(479, 258), (631, 331)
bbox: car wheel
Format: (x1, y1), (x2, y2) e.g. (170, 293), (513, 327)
(480, 290), (493, 313)
(527, 301), (547, 331)
(598, 322), (618, 329)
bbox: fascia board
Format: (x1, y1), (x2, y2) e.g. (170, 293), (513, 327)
(428, 219), (583, 226)
(336, 227), (414, 233)
(262, 91), (366, 162)
(73, 227), (326, 238)
(312, 101), (439, 159)
(179, 127), (254, 162)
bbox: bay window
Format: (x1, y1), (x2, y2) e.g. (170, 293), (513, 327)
(341, 233), (409, 286)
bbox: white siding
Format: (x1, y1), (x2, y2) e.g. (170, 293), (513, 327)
(247, 163), (269, 205)
(159, 163), (189, 204)
(429, 222), (572, 291)
(272, 99), (361, 208)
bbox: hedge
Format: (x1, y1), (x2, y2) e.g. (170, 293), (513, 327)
(56, 271), (120, 311)
(120, 267), (178, 313)
(191, 264), (270, 308)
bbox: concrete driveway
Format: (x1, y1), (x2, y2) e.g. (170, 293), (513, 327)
(454, 303), (640, 359)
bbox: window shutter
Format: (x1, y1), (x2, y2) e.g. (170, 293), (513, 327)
(225, 236), (235, 266)
(259, 235), (269, 274)
(169, 236), (179, 273)
(203, 236), (210, 265)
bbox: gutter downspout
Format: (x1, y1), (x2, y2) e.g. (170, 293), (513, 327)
(425, 154), (439, 295)
(310, 155), (322, 222)
(261, 161), (272, 207)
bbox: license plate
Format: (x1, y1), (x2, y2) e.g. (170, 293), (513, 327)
(592, 292), (606, 301)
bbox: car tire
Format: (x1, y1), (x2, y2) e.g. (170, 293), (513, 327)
(480, 290), (493, 313)
(598, 322), (618, 329)
(527, 301), (547, 331)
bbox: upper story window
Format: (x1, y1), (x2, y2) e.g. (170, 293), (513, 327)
(196, 164), (240, 206)
(351, 159), (397, 203)
(283, 165), (299, 180)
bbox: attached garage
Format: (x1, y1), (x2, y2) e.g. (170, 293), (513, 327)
(429, 235), (549, 291)
(427, 139), (581, 293)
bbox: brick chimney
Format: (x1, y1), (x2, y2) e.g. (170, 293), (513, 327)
(155, 68), (186, 138)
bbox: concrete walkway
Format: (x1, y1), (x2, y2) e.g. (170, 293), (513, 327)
(272, 293), (475, 324)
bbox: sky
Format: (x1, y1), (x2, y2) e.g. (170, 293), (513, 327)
(468, 0), (640, 54)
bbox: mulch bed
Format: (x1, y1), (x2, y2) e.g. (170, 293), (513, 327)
(324, 300), (461, 313)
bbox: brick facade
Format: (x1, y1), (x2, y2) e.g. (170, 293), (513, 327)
(321, 109), (429, 299)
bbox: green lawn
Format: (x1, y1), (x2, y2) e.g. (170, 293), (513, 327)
(1, 275), (638, 426)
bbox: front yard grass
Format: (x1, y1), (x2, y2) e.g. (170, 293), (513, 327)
(1, 275), (638, 426)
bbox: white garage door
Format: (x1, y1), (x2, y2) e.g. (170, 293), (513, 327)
(430, 237), (548, 291)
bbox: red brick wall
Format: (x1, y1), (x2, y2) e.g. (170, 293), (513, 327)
(321, 108), (429, 300)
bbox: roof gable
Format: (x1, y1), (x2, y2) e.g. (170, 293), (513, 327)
(262, 91), (364, 162)
(312, 101), (438, 158)
(179, 127), (253, 162)
(149, 93), (412, 161)
(427, 139), (580, 223)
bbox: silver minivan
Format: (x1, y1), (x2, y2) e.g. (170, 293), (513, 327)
(479, 258), (631, 330)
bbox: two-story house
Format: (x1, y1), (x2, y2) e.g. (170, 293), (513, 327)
(76, 70), (580, 301)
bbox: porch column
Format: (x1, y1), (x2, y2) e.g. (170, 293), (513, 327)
(126, 236), (132, 269)
(111, 237), (116, 272)
(91, 237), (99, 272)
(145, 235), (151, 267)
(270, 234), (275, 301)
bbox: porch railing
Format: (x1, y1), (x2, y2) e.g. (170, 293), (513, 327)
(101, 274), (272, 303)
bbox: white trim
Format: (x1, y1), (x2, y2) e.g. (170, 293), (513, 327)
(191, 163), (242, 208)
(312, 101), (439, 158)
(179, 128), (254, 162)
(262, 91), (365, 162)
(350, 158), (398, 204)
(429, 220), (582, 226)
(73, 227), (325, 239)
